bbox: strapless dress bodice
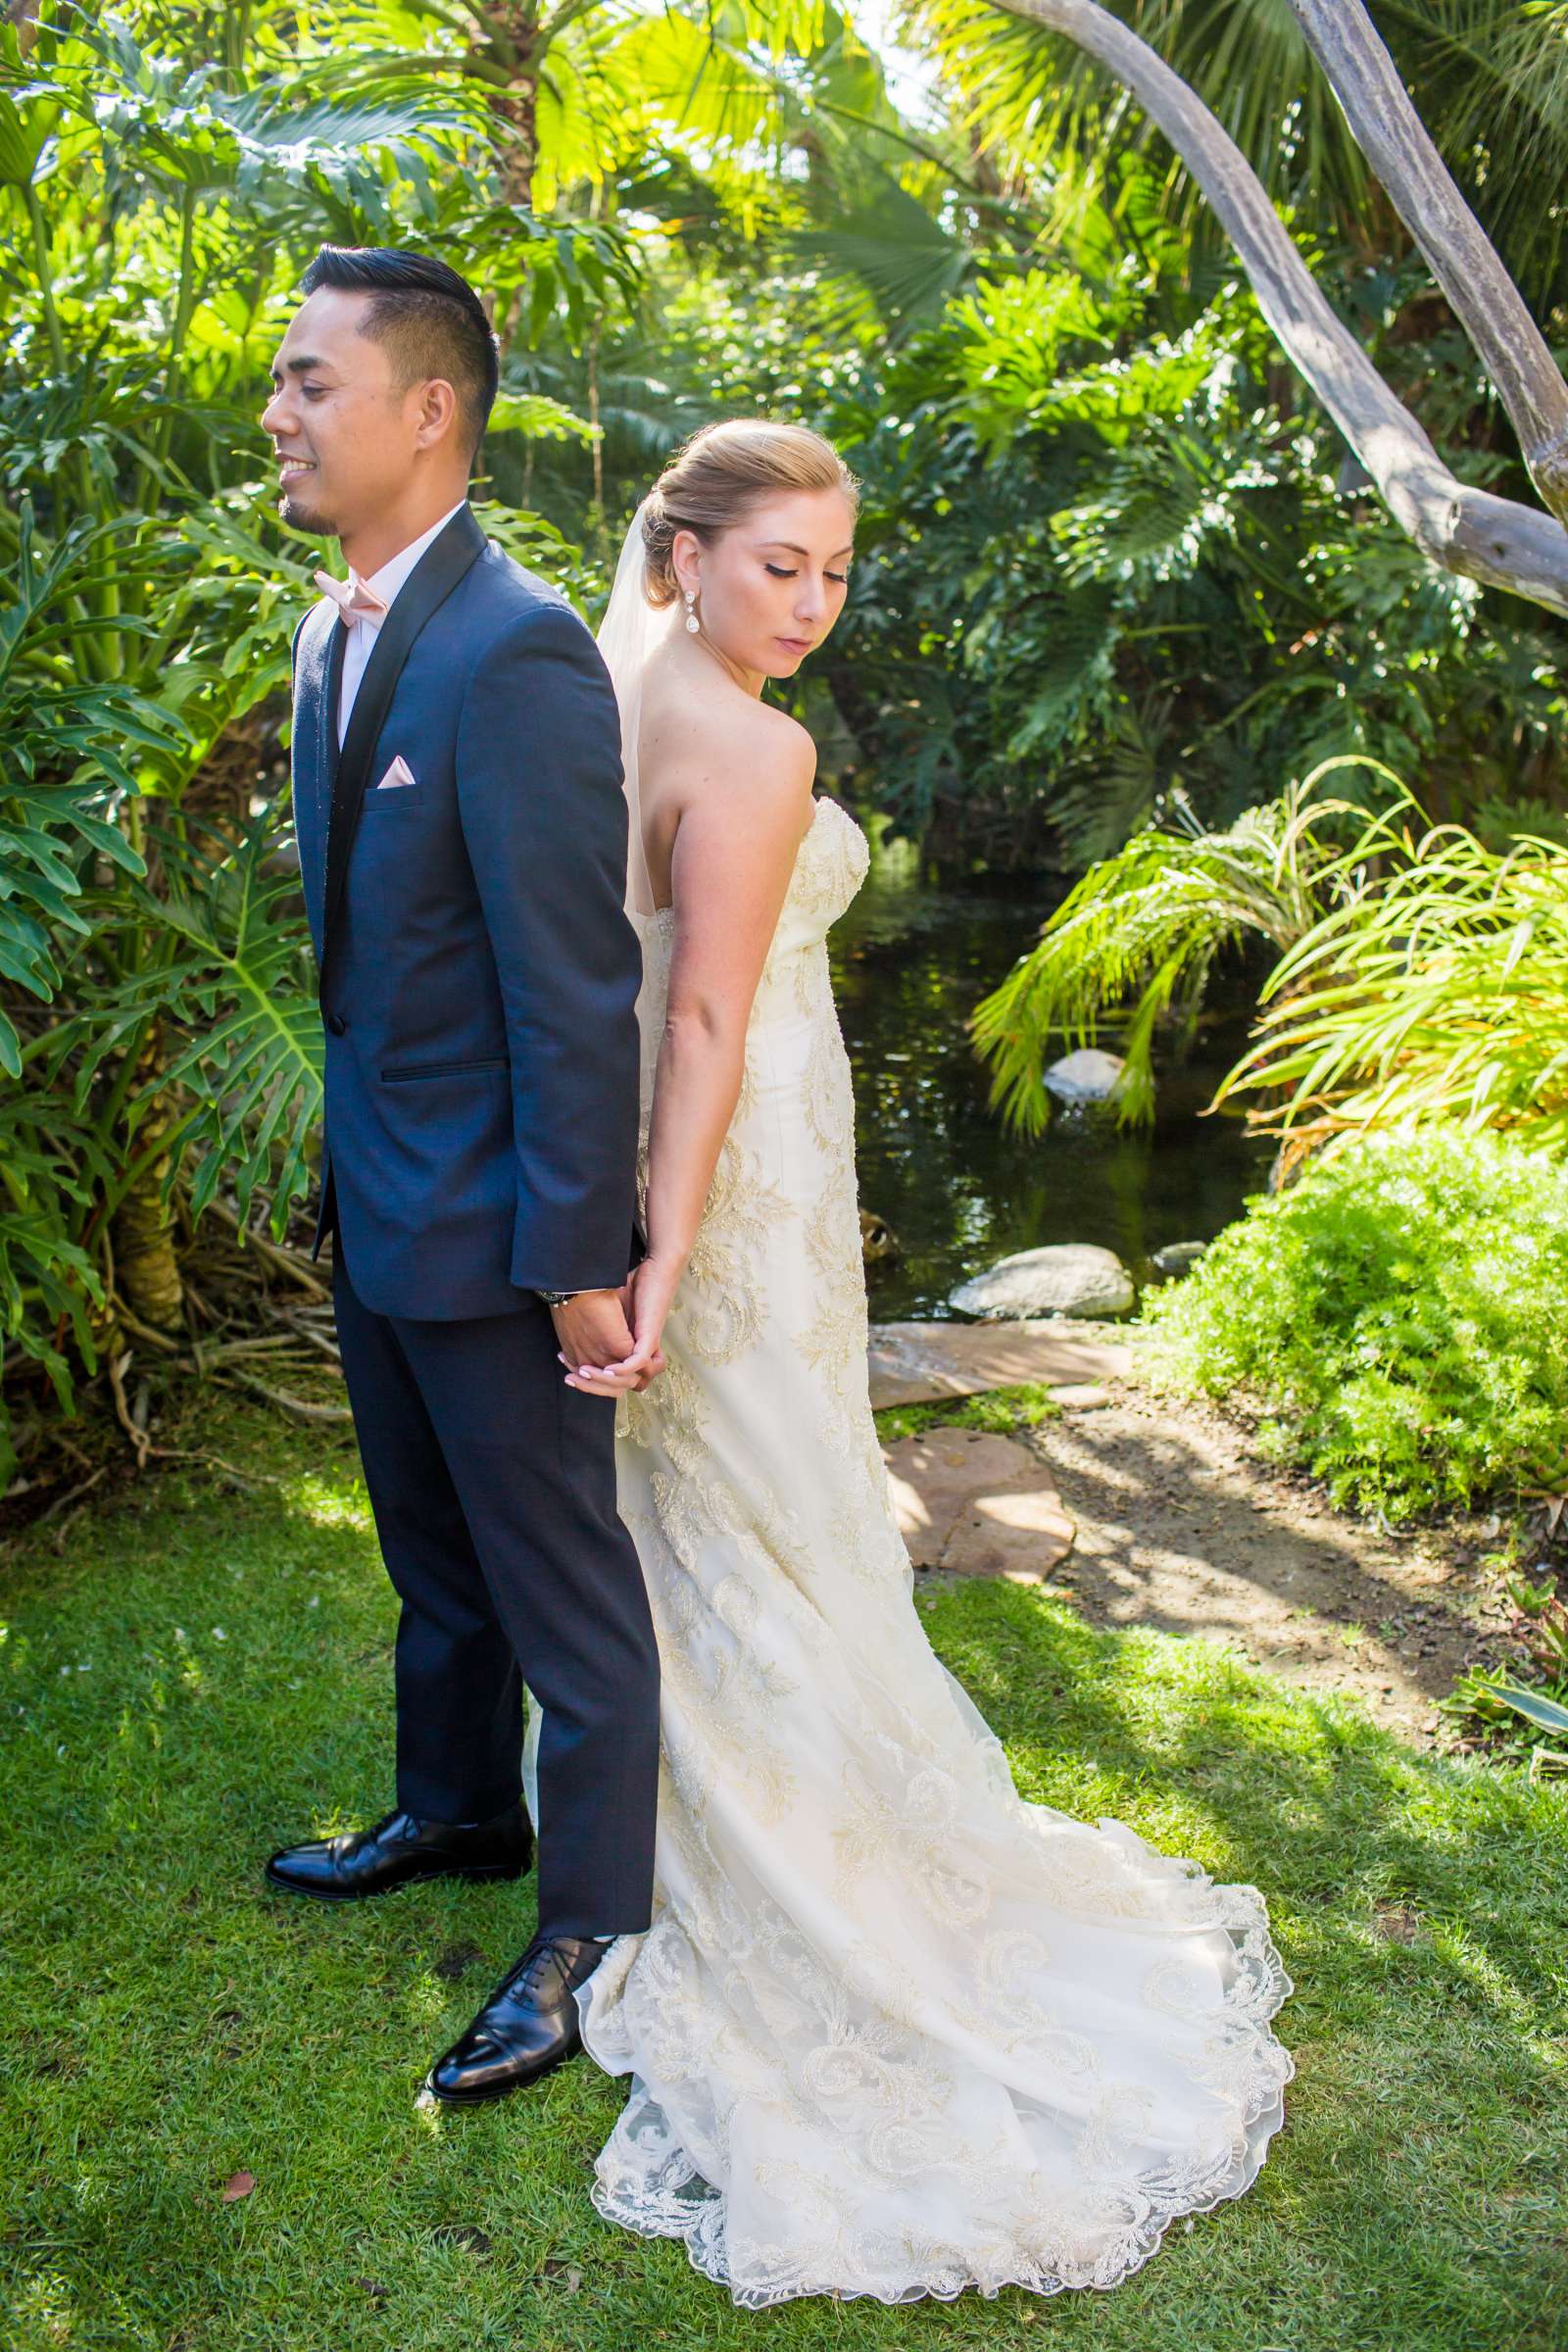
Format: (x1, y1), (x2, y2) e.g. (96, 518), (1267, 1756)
(635, 795), (868, 986)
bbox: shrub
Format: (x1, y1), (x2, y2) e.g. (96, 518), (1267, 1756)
(1145, 1129), (1568, 1520)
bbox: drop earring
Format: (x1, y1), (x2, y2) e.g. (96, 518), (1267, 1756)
(683, 589), (700, 635)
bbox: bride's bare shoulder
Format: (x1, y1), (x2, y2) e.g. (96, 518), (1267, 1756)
(718, 695), (816, 803)
(649, 675), (816, 814)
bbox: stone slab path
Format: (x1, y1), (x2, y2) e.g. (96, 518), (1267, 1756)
(868, 1319), (1133, 1409)
(883, 1427), (1074, 1583)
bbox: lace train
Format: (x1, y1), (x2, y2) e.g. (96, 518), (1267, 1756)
(578, 1811), (1294, 2309)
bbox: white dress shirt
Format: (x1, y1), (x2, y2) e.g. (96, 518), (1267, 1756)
(333, 501), (468, 748)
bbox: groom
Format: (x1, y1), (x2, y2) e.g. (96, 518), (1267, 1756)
(259, 244), (660, 2103)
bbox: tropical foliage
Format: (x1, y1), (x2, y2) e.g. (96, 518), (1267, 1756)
(928, 0), (1568, 321)
(8, 0), (1568, 1495)
(805, 253), (1568, 867)
(1446, 1568), (1568, 1771)
(973, 764), (1568, 1158)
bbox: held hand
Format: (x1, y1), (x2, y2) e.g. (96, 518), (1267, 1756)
(550, 1290), (638, 1398)
(610, 1252), (682, 1390)
(559, 1253), (679, 1397)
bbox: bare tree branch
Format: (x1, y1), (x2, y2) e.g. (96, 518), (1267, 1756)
(1288, 0), (1568, 527)
(989, 0), (1568, 616)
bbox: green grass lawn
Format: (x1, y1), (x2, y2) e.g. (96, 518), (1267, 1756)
(3, 1390), (1566, 2352)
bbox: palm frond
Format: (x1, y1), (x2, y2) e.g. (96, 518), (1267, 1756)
(788, 170), (978, 332)
(970, 777), (1339, 1134)
(1219, 784), (1568, 1152)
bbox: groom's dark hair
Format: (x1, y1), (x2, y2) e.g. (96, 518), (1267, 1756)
(300, 245), (500, 461)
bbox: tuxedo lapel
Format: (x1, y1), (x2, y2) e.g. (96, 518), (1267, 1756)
(321, 504), (487, 947)
(319, 608), (345, 806)
(315, 617), (346, 942)
(290, 602), (343, 958)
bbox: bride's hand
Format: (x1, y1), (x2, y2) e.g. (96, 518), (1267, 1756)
(616, 1252), (682, 1387)
(563, 1254), (679, 1395)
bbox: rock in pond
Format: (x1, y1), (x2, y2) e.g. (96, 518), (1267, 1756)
(1044, 1048), (1126, 1104)
(950, 1243), (1136, 1321)
(1152, 1240), (1207, 1278)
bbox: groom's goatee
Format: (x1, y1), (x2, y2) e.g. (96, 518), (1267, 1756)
(279, 489), (335, 535)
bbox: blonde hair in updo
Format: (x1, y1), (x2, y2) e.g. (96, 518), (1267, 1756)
(640, 418), (858, 610)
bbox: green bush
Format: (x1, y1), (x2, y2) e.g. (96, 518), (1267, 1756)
(1146, 1130), (1568, 1521)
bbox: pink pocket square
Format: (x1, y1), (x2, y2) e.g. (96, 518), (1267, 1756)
(373, 756), (417, 790)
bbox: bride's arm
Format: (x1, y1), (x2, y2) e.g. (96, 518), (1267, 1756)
(564, 707), (815, 1395)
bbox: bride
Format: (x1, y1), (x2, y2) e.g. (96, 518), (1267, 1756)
(547, 419), (1294, 2310)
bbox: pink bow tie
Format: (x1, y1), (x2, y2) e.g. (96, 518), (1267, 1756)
(315, 569), (387, 627)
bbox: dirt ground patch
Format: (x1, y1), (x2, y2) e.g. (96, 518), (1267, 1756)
(1005, 1376), (1513, 1747)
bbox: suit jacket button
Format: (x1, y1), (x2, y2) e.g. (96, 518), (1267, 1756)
(325, 1009), (347, 1036)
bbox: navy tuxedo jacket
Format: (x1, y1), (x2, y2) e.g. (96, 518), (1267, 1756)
(289, 504), (642, 1320)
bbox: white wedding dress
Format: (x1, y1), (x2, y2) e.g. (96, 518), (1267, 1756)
(567, 788), (1296, 2309)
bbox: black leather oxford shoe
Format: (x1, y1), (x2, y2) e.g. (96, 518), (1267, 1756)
(424, 1932), (606, 2104)
(265, 1802), (533, 1901)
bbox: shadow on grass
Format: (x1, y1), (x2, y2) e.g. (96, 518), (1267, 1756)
(929, 1573), (1561, 1997)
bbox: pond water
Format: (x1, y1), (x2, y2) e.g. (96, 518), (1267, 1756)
(828, 815), (1275, 1322)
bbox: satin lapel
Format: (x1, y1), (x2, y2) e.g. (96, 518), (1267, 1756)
(321, 505), (487, 945)
(289, 603), (342, 959)
(315, 616), (345, 952)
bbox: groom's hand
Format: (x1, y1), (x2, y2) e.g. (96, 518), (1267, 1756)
(552, 1290), (643, 1397)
